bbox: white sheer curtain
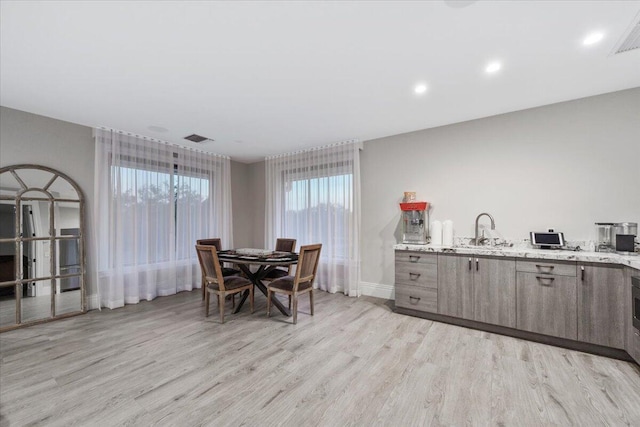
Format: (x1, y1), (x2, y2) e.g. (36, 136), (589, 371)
(265, 141), (361, 296)
(94, 128), (232, 309)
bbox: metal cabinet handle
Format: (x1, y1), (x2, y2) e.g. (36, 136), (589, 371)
(536, 276), (555, 285)
(535, 264), (555, 271)
(476, 258), (479, 271)
(581, 266), (585, 281)
(409, 255), (420, 262)
(409, 272), (421, 280)
(409, 296), (421, 303)
(468, 258), (472, 271)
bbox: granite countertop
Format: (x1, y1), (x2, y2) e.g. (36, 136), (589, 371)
(393, 242), (640, 270)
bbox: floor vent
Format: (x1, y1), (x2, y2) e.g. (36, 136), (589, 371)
(612, 13), (640, 55)
(184, 134), (212, 143)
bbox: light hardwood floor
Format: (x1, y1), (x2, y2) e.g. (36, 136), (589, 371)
(1, 290), (639, 426)
(1, 290), (83, 328)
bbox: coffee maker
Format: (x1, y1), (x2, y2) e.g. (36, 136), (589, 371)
(595, 222), (637, 254)
(612, 222), (637, 255)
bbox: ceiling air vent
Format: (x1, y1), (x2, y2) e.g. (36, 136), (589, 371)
(612, 13), (640, 55)
(184, 134), (212, 143)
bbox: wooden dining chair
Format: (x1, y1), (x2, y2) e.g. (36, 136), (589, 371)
(267, 243), (321, 324)
(196, 238), (241, 300)
(262, 238), (297, 308)
(262, 238), (297, 280)
(196, 244), (254, 324)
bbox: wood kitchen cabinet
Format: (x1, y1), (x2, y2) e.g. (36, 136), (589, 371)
(630, 325), (640, 364)
(437, 254), (516, 328)
(395, 247), (638, 361)
(437, 254), (473, 319)
(577, 263), (625, 349)
(626, 267), (640, 364)
(394, 251), (438, 313)
(516, 260), (577, 340)
(474, 256), (517, 327)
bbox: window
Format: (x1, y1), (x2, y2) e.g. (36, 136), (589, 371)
(266, 141), (361, 295)
(112, 165), (211, 266)
(284, 173), (353, 260)
(94, 128), (232, 308)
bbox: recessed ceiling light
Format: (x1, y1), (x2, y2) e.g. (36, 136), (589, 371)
(148, 125), (168, 133)
(485, 62), (502, 73)
(444, 0), (478, 8)
(414, 83), (427, 94)
(583, 32), (604, 46)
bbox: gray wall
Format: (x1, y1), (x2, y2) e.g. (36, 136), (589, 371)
(249, 161), (266, 248)
(3, 88), (639, 300)
(1, 106), (256, 307)
(0, 106), (98, 306)
(360, 88), (640, 289)
(230, 161), (253, 248)
(231, 160), (266, 249)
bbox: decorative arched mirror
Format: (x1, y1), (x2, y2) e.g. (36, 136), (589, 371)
(0, 165), (86, 332)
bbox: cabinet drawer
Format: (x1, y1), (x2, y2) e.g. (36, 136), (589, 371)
(395, 284), (437, 313)
(516, 259), (576, 276)
(395, 250), (437, 265)
(395, 262), (437, 289)
(516, 272), (577, 340)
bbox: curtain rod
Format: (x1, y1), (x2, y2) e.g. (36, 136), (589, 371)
(94, 126), (231, 159)
(264, 139), (361, 160)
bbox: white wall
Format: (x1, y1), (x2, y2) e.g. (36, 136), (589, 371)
(360, 88), (640, 291)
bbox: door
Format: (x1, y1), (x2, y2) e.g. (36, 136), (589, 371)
(59, 228), (81, 292)
(473, 256), (516, 328)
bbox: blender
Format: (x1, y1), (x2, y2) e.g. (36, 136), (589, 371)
(595, 223), (615, 252)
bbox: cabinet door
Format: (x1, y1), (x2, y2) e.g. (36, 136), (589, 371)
(517, 272), (577, 340)
(474, 257), (516, 328)
(626, 268), (640, 364)
(577, 264), (625, 349)
(437, 254), (473, 319)
(630, 329), (640, 365)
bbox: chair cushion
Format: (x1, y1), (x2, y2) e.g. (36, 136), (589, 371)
(268, 276), (312, 292)
(263, 268), (289, 280)
(222, 267), (241, 276)
(207, 276), (252, 292)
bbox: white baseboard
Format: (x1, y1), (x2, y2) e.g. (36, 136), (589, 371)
(359, 281), (395, 300)
(86, 285), (395, 307)
(87, 294), (101, 311)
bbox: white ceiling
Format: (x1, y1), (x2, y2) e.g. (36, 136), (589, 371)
(1, 1), (639, 163)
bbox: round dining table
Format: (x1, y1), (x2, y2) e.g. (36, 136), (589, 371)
(217, 250), (298, 316)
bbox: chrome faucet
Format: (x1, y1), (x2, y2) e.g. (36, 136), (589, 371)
(474, 213), (496, 245)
